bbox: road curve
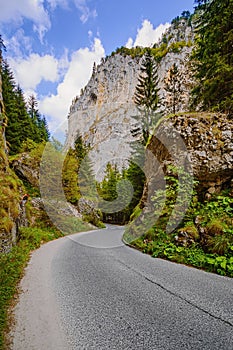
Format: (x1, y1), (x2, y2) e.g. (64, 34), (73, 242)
(10, 225), (233, 349)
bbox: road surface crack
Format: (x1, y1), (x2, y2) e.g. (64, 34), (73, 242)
(115, 258), (233, 329)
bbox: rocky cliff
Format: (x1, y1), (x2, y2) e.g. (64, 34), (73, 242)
(65, 19), (194, 178)
(144, 112), (233, 205)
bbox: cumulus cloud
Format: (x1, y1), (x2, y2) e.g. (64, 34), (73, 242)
(39, 38), (105, 131)
(0, 0), (51, 41)
(126, 20), (170, 48)
(4, 29), (33, 57)
(8, 54), (60, 90)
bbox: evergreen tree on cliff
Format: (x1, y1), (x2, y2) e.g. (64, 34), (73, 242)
(192, 0), (233, 114)
(164, 63), (183, 114)
(134, 49), (160, 144)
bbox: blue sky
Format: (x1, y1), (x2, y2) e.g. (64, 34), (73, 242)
(0, 0), (195, 132)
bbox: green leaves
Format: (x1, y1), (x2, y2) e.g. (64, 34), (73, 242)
(2, 60), (49, 155)
(192, 0), (233, 114)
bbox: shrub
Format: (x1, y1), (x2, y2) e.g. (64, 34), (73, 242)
(206, 235), (230, 255)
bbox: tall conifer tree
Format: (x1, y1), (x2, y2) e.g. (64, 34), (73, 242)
(164, 63), (183, 114)
(134, 49), (160, 144)
(192, 0), (233, 114)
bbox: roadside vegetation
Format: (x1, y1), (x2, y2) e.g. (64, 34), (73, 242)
(0, 224), (63, 349)
(123, 168), (233, 278)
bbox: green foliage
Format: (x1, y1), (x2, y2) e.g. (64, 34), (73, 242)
(19, 226), (63, 248)
(20, 138), (38, 153)
(27, 94), (50, 143)
(168, 40), (192, 53)
(97, 157), (145, 225)
(192, 0), (233, 114)
(172, 11), (193, 29)
(62, 135), (103, 227)
(124, 161), (233, 277)
(1, 60), (50, 155)
(0, 134), (21, 237)
(97, 163), (122, 221)
(112, 32), (191, 63)
(150, 165), (195, 231)
(127, 228), (233, 278)
(97, 163), (121, 202)
(62, 149), (80, 205)
(126, 157), (145, 212)
(82, 210), (105, 228)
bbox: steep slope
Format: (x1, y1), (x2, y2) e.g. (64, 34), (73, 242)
(0, 72), (21, 253)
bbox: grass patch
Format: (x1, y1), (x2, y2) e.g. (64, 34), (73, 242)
(0, 226), (63, 349)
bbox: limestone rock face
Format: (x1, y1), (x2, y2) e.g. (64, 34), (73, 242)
(65, 20), (194, 178)
(66, 53), (140, 178)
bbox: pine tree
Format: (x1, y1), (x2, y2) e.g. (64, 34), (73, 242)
(134, 49), (160, 144)
(2, 61), (31, 154)
(164, 63), (183, 114)
(74, 134), (87, 161)
(192, 0), (233, 114)
(2, 60), (50, 154)
(27, 94), (49, 143)
(0, 35), (6, 61)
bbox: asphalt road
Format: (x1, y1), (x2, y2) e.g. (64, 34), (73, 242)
(10, 225), (233, 350)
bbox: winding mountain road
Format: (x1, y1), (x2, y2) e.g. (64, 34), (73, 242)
(10, 225), (233, 349)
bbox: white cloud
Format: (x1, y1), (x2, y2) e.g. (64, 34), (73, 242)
(0, 0), (51, 40)
(126, 20), (170, 48)
(4, 29), (33, 57)
(39, 38), (105, 131)
(47, 0), (97, 23)
(73, 0), (97, 23)
(125, 37), (133, 49)
(0, 0), (97, 43)
(46, 0), (69, 10)
(8, 54), (59, 90)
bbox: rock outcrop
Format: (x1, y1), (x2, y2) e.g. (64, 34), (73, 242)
(144, 112), (233, 205)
